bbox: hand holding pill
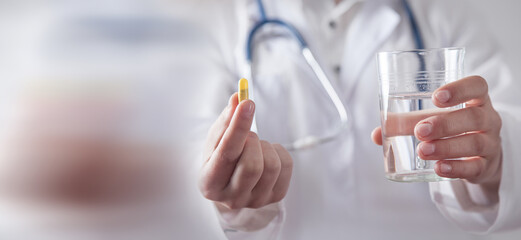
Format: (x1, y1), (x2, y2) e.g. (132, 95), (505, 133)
(199, 79), (293, 210)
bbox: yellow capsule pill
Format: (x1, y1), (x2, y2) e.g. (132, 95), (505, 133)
(238, 78), (249, 102)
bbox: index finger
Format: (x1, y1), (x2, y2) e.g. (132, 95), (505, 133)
(433, 76), (490, 108)
(383, 108), (451, 137)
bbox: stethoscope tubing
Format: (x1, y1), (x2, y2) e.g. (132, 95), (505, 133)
(246, 0), (423, 150)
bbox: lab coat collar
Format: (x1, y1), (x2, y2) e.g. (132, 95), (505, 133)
(340, 0), (401, 98)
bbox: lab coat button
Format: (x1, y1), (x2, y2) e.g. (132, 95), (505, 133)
(334, 65), (341, 74)
(329, 21), (337, 29)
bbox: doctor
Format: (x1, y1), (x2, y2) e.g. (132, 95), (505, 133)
(197, 0), (521, 239)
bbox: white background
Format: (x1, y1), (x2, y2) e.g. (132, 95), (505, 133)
(473, 0), (521, 79)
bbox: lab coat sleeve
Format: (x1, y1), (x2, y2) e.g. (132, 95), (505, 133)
(215, 202), (286, 240)
(415, 0), (521, 233)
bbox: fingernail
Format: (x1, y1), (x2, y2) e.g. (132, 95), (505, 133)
(439, 163), (452, 174)
(435, 90), (451, 103)
(242, 101), (255, 117)
(420, 142), (435, 156)
(416, 122), (433, 137)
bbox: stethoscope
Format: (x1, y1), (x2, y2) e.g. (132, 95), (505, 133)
(246, 0), (424, 151)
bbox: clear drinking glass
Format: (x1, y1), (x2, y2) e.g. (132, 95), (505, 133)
(377, 48), (465, 182)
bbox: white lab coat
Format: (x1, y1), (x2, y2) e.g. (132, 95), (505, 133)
(197, 0), (521, 239)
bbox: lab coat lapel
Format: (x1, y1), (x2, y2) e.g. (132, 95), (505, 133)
(341, 0), (400, 98)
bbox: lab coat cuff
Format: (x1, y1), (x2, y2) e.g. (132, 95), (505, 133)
(216, 201), (285, 240)
(429, 179), (499, 233)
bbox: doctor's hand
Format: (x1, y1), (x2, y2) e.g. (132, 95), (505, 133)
(372, 76), (503, 192)
(199, 93), (293, 210)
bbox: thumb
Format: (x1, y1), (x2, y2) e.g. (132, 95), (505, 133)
(218, 99), (256, 150)
(371, 127), (383, 146)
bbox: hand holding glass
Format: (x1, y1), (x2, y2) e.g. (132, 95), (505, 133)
(377, 48), (465, 182)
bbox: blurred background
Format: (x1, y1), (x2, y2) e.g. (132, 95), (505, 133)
(0, 0), (519, 239)
(0, 1), (226, 239)
(473, 0), (521, 83)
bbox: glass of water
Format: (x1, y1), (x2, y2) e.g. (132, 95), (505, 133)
(377, 48), (465, 182)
